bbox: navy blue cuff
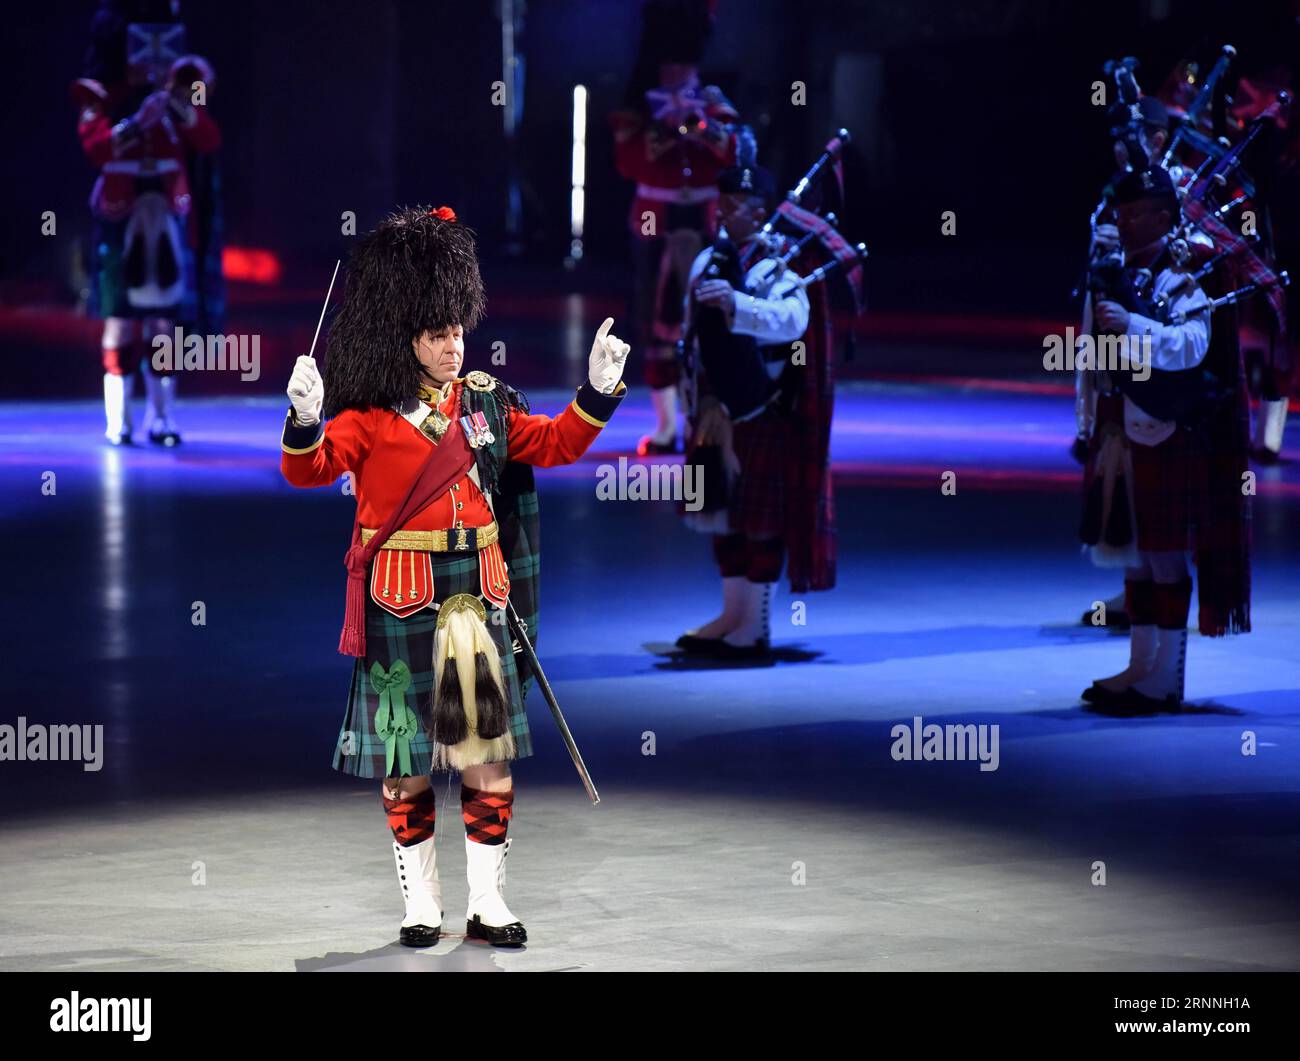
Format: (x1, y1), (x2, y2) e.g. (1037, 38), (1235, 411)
(281, 407), (324, 453)
(572, 380), (627, 427)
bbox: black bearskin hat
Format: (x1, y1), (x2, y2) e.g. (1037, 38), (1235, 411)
(623, 0), (717, 108)
(323, 205), (486, 417)
(640, 0), (714, 64)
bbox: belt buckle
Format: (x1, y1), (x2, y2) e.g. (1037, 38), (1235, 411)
(456, 528), (469, 551)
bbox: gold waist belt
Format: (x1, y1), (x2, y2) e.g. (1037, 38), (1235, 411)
(360, 521), (498, 553)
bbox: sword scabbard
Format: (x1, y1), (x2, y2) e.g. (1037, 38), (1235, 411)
(506, 600), (600, 804)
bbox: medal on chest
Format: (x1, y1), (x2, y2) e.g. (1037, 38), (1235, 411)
(459, 410), (495, 449)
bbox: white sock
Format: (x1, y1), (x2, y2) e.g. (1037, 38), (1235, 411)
(648, 386), (678, 443)
(1130, 627), (1188, 701)
(723, 581), (773, 647)
(1095, 624), (1157, 692)
(1255, 398), (1287, 454)
(689, 576), (746, 638)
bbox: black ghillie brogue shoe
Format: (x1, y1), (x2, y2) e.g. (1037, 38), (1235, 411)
(466, 914), (527, 947)
(399, 923), (442, 948)
(675, 632), (728, 654)
(148, 427), (182, 447)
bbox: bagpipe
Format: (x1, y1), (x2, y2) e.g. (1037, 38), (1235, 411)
(1082, 44), (1292, 424)
(1105, 57), (1151, 177)
(1163, 87), (1291, 330)
(677, 132), (867, 518)
(690, 233), (780, 425)
(757, 129), (869, 305)
(683, 131), (868, 426)
(1086, 49), (1239, 250)
(1086, 58), (1148, 242)
(1158, 44), (1236, 173)
(1091, 256), (1236, 425)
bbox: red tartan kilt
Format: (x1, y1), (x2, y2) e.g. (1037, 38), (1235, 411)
(729, 407), (789, 537)
(1131, 429), (1202, 552)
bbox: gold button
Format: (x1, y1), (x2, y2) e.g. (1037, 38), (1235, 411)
(456, 501), (463, 510)
(452, 484), (460, 491)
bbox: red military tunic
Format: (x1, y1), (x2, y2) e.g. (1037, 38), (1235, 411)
(281, 376), (626, 535)
(75, 83), (221, 226)
(610, 88), (737, 239)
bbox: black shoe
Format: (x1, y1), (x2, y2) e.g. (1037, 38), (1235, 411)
(1080, 682), (1119, 704)
(1114, 687), (1182, 714)
(1081, 682), (1144, 708)
(675, 633), (728, 654)
(708, 638), (772, 660)
(105, 430), (133, 447)
(1250, 444), (1282, 465)
(1084, 687), (1178, 717)
(148, 428), (182, 447)
(636, 435), (679, 456)
(398, 923), (441, 947)
(466, 915), (527, 947)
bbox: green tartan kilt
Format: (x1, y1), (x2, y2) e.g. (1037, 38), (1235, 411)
(331, 552), (534, 779)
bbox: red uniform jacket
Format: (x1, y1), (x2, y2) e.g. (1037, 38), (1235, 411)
(610, 99), (737, 238)
(281, 377), (626, 535)
(77, 83), (221, 223)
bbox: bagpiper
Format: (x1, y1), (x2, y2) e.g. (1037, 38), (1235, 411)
(1228, 71), (1297, 464)
(281, 206), (629, 946)
(1078, 165), (1252, 714)
(72, 0), (224, 446)
(609, 0), (738, 455)
(1156, 44), (1295, 464)
(1073, 86), (1174, 630)
(674, 163), (841, 656)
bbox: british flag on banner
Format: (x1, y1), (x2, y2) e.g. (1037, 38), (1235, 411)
(125, 22), (186, 86)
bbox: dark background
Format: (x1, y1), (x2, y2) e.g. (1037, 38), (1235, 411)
(2, 0), (1297, 378)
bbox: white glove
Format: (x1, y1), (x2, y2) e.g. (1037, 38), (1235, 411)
(286, 355), (324, 425)
(588, 317), (630, 395)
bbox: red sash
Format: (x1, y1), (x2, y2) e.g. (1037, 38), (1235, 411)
(338, 421), (474, 657)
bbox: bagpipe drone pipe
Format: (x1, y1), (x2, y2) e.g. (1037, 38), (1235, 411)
(1082, 47), (1237, 280)
(1095, 118), (1292, 425)
(679, 131), (868, 517)
(1082, 44), (1292, 427)
(1084, 56), (1152, 245)
(681, 128), (868, 426)
(1160, 85), (1292, 345)
(757, 128), (869, 318)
